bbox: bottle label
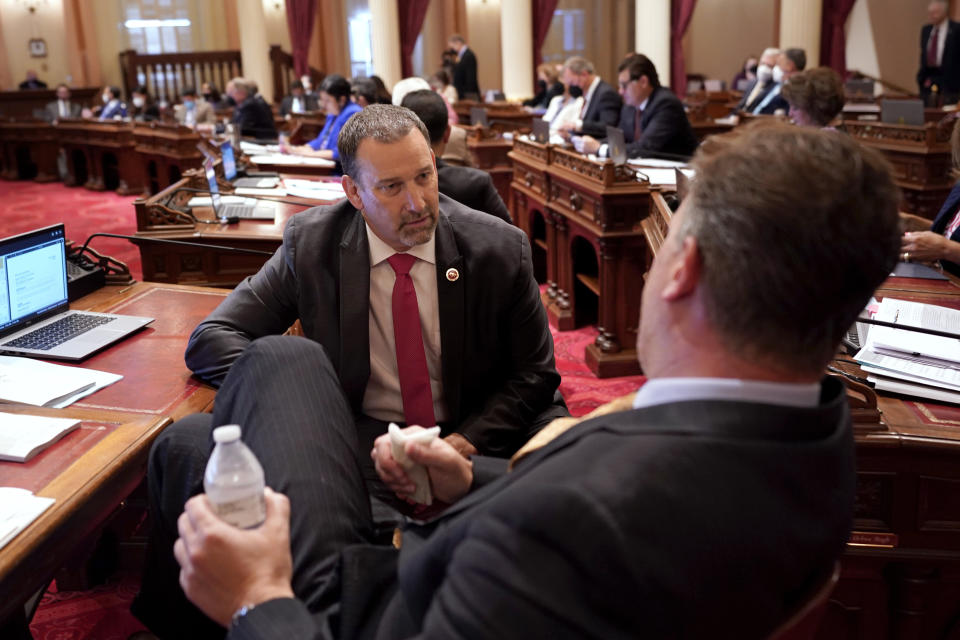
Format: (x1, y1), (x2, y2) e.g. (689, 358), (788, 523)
(211, 493), (266, 529)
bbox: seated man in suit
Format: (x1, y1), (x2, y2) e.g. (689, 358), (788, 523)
(173, 87), (216, 128)
(918, 0), (960, 105)
(138, 121), (899, 639)
(43, 84), (81, 123)
(578, 54), (698, 160)
(96, 86), (127, 120)
(279, 80), (319, 117)
(226, 77), (278, 140)
(555, 56), (622, 139)
(18, 69), (47, 90)
(401, 89), (511, 223)
(752, 48), (807, 116)
(735, 47), (780, 114)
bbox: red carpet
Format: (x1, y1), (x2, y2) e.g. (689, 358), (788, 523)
(3, 178), (644, 639)
(0, 180), (143, 280)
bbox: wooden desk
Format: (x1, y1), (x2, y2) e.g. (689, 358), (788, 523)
(841, 119), (953, 219)
(453, 100), (535, 132)
(0, 118), (59, 182)
(459, 125), (514, 207)
(0, 88), (99, 119)
(133, 121), (204, 195)
(645, 194), (960, 638)
(58, 119), (145, 195)
(0, 281), (225, 630)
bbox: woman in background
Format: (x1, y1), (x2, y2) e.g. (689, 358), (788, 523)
(281, 74), (361, 165)
(781, 68), (845, 129)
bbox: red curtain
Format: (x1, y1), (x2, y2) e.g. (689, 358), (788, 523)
(399, 0), (431, 79)
(670, 0), (698, 98)
(532, 0), (559, 69)
(285, 0), (318, 78)
(820, 0), (857, 77)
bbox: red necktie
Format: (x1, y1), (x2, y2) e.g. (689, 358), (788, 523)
(387, 253), (436, 427)
(929, 26), (940, 67)
(633, 108), (644, 142)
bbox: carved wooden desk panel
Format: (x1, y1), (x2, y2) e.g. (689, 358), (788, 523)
(57, 119), (145, 195)
(133, 121), (204, 195)
(0, 118), (60, 183)
(509, 139), (554, 295)
(462, 126), (514, 206)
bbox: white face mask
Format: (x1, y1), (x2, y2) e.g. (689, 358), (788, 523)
(133, 96), (145, 108)
(756, 64), (773, 84)
(772, 66), (785, 84)
(102, 93), (111, 103)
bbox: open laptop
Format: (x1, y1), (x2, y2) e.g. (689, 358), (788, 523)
(881, 99), (924, 126)
(203, 158), (277, 221)
(470, 107), (489, 127)
(221, 140), (280, 189)
(605, 126), (627, 165)
(0, 225), (153, 361)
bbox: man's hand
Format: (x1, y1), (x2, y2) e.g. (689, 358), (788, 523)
(443, 432), (478, 457)
(372, 427), (474, 504)
(174, 488), (295, 628)
(901, 230), (957, 263)
(578, 135), (600, 155)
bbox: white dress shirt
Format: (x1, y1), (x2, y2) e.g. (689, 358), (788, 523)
(633, 377), (821, 411)
(362, 223), (448, 424)
(575, 75), (602, 128)
(58, 100), (70, 118)
(292, 97), (304, 114)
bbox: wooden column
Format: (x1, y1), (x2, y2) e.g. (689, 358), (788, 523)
(635, 0), (670, 89)
(370, 0), (402, 89)
(779, 0), (822, 59)
(500, 0), (534, 100)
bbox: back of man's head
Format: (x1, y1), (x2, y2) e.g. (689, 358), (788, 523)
(401, 90), (448, 146)
(618, 54), (661, 89)
(563, 56), (595, 76)
(676, 123), (900, 374)
(784, 48), (807, 71)
(338, 104), (430, 182)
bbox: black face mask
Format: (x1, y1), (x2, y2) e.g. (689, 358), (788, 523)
(748, 64), (758, 75)
(203, 93), (214, 101)
(568, 85), (583, 99)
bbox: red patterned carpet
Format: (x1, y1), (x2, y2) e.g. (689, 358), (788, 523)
(2, 178), (644, 639)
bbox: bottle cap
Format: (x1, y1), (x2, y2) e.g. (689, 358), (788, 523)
(213, 424), (242, 443)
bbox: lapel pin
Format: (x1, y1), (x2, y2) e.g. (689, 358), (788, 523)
(446, 268), (460, 282)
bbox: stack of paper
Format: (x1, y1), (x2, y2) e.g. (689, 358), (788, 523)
(0, 487), (54, 551)
(0, 356), (122, 408)
(249, 154), (335, 168)
(284, 179), (346, 201)
(854, 298), (960, 404)
(0, 413), (80, 462)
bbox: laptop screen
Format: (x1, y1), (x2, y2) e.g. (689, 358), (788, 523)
(221, 141), (238, 181)
(204, 158), (223, 212)
(0, 224), (68, 336)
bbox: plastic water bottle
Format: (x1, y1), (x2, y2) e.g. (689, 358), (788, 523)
(203, 425), (266, 529)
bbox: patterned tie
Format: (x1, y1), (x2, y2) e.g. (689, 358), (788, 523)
(633, 108), (644, 142)
(387, 253), (436, 427)
(929, 26), (941, 68)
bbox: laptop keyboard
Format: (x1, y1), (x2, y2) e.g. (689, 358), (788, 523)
(220, 204), (273, 219)
(6, 313), (116, 351)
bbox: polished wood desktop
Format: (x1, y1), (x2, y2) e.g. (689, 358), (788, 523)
(0, 281), (226, 632)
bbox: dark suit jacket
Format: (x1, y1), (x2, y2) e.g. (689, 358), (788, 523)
(43, 100), (81, 122)
(232, 95), (278, 140)
(619, 87), (698, 159)
(229, 377), (855, 640)
(918, 20), (960, 93)
(436, 159), (511, 223)
(453, 47), (480, 100)
(930, 181), (960, 276)
(578, 79), (623, 138)
(19, 79), (47, 90)
(280, 94), (320, 116)
(736, 78), (776, 113)
(185, 195), (563, 456)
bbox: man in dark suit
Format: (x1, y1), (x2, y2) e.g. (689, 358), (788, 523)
(448, 34), (480, 100)
(43, 84), (82, 122)
(226, 77), (278, 140)
(141, 123), (901, 639)
(579, 54), (697, 159)
(735, 47), (780, 114)
(18, 70), (47, 90)
(279, 80), (319, 116)
(401, 89), (511, 223)
(556, 56), (622, 139)
(918, 0), (960, 105)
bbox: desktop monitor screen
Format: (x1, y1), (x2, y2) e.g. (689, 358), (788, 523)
(221, 141), (238, 181)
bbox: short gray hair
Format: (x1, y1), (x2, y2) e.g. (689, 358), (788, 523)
(563, 56), (595, 75)
(675, 122), (900, 374)
(229, 77), (256, 96)
(338, 104), (430, 182)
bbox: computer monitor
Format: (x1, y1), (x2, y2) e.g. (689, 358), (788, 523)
(470, 107), (489, 127)
(531, 119), (550, 143)
(881, 99), (924, 126)
(605, 126), (627, 165)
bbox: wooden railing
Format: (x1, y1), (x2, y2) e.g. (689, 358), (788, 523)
(269, 45), (325, 102)
(118, 49), (243, 103)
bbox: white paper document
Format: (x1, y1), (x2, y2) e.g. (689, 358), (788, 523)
(868, 298), (960, 365)
(249, 154), (335, 167)
(388, 423), (441, 505)
(283, 179), (346, 201)
(187, 196), (248, 207)
(0, 356), (122, 407)
(0, 413), (81, 462)
(628, 157), (689, 168)
(235, 187), (288, 197)
(0, 487), (54, 551)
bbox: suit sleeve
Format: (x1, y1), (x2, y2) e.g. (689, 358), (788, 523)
(407, 485), (636, 639)
(227, 598), (324, 640)
(480, 177), (512, 224)
(579, 87), (623, 138)
(184, 224), (302, 387)
(455, 232), (562, 455)
(625, 100), (688, 158)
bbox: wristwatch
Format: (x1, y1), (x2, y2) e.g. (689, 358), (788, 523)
(231, 603), (256, 628)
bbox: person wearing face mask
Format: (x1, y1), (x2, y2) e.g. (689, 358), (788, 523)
(732, 56), (758, 91)
(735, 48), (780, 114)
(96, 86), (127, 120)
(782, 68), (845, 129)
(555, 56), (622, 139)
(280, 74), (361, 170)
(131, 85), (161, 122)
(749, 48), (807, 116)
(174, 87), (215, 128)
(200, 82), (224, 108)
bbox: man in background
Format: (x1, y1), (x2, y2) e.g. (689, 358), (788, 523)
(556, 56), (622, 138)
(43, 84), (81, 122)
(226, 77), (278, 140)
(173, 87), (215, 128)
(918, 0), (960, 105)
(280, 80), (319, 117)
(736, 47), (780, 113)
(18, 69), (47, 90)
(448, 34), (480, 100)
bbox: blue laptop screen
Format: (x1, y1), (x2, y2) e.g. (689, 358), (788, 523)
(0, 225), (68, 334)
(222, 141), (238, 181)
